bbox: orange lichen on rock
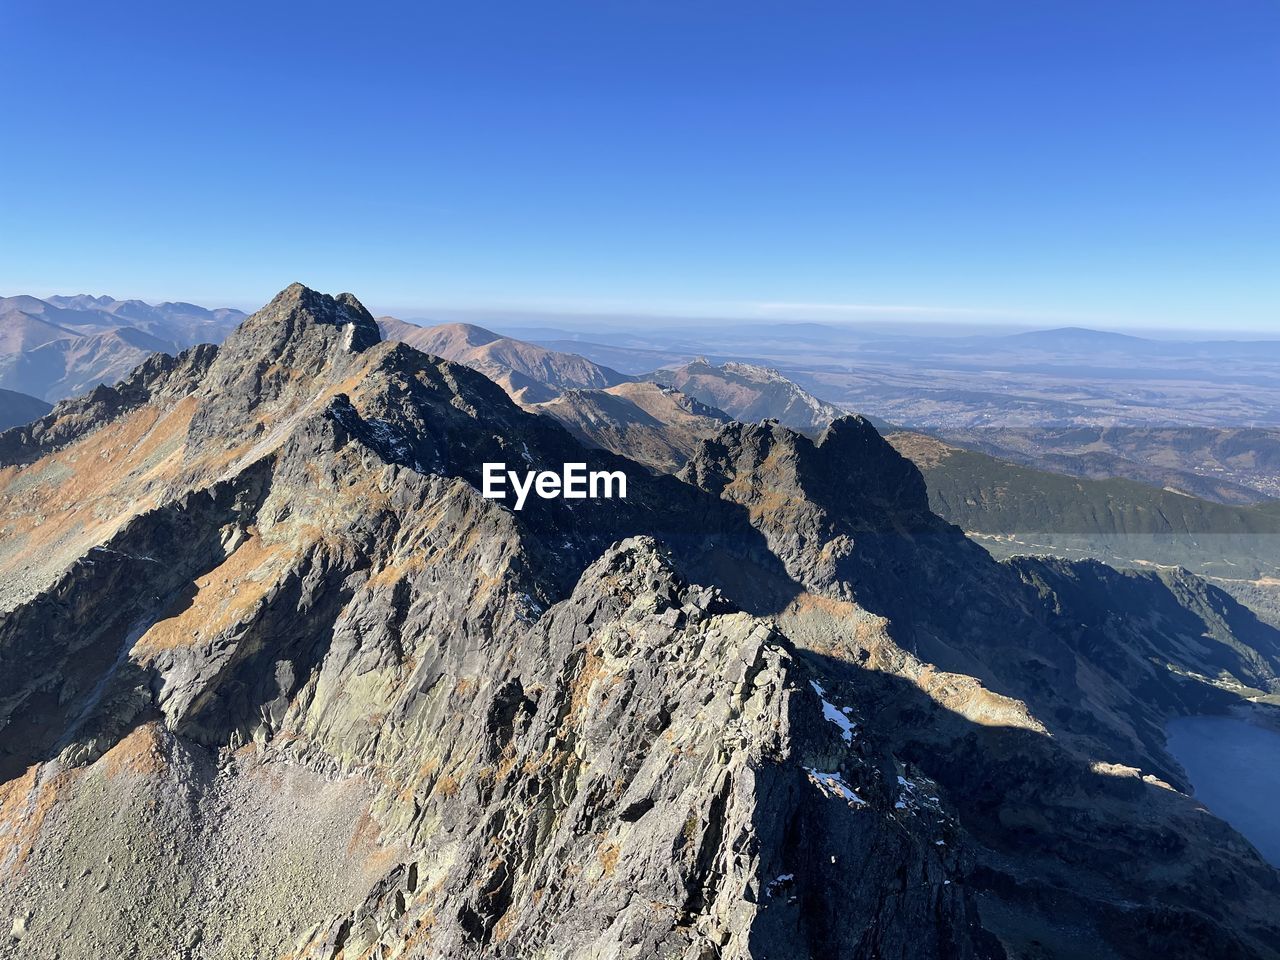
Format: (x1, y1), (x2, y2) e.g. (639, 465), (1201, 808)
(98, 722), (168, 779)
(566, 649), (607, 717)
(346, 807), (383, 857)
(365, 555), (423, 590)
(0, 397), (199, 605)
(131, 533), (299, 655)
(0, 764), (68, 874)
(435, 774), (460, 797)
(598, 840), (620, 877)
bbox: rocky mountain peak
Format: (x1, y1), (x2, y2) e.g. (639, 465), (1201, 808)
(816, 414), (932, 518)
(653, 357), (847, 435)
(180, 284), (382, 443)
(214, 282), (380, 371)
(682, 415), (932, 531)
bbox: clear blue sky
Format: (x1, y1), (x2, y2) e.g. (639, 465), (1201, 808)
(2, 1), (1277, 330)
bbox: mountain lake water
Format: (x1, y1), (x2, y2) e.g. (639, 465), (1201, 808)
(1165, 714), (1280, 867)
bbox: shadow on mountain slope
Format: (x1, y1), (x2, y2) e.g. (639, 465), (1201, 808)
(795, 647), (1280, 960)
(2, 285), (1279, 958)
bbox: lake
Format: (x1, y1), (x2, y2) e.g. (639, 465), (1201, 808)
(1166, 714), (1280, 867)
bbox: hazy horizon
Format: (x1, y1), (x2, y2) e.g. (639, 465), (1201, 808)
(8, 286), (1279, 342)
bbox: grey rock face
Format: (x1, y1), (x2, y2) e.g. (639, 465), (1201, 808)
(531, 381), (733, 474)
(294, 539), (987, 960)
(1, 285), (1278, 960)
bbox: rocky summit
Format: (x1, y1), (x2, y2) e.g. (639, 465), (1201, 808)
(1, 285), (1279, 959)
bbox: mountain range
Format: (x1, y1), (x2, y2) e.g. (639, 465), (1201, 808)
(491, 317), (1280, 500)
(8, 295), (1278, 502)
(376, 318), (632, 404)
(2, 285), (1279, 958)
(446, 339), (1280, 602)
(0, 295), (246, 403)
(8, 298), (1276, 609)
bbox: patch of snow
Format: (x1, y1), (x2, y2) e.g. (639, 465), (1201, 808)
(804, 767), (866, 807)
(809, 680), (857, 742)
(894, 773), (943, 816)
(89, 546), (159, 563)
(366, 418), (416, 466)
(765, 874), (795, 899)
(516, 592), (547, 624)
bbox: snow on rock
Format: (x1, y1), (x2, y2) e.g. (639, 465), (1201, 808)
(809, 680), (857, 743)
(805, 767), (867, 807)
(765, 874), (796, 899)
(894, 773), (943, 816)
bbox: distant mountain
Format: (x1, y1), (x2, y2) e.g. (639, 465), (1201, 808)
(0, 294), (245, 401)
(0, 387), (51, 430)
(41, 295), (243, 338)
(376, 318), (633, 403)
(990, 325), (1280, 362)
(532, 381), (731, 472)
(0, 295), (118, 334)
(3, 326), (178, 401)
(531, 338), (689, 375)
(650, 358), (847, 434)
(889, 431), (1280, 580)
(857, 324), (1280, 363)
(0, 311), (80, 355)
(998, 325), (1151, 350)
(944, 425), (1280, 503)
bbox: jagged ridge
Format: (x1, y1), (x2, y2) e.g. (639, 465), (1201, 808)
(1, 285), (1278, 960)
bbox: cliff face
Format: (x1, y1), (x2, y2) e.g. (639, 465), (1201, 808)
(1, 285), (1277, 960)
(283, 538), (991, 960)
